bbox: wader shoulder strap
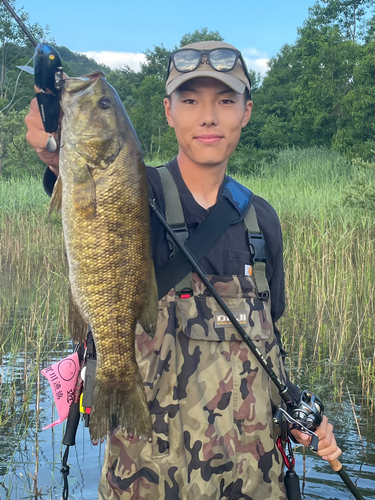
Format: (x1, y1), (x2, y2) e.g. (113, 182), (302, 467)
(244, 205), (270, 300)
(158, 166), (193, 294)
(156, 168), (255, 299)
(158, 166), (187, 231)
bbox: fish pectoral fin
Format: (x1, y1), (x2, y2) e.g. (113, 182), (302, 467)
(49, 174), (62, 215)
(73, 165), (96, 213)
(138, 260), (158, 338)
(69, 287), (88, 344)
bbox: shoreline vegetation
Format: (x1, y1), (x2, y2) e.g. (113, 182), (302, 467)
(1, 147), (374, 398)
(1, 147), (374, 496)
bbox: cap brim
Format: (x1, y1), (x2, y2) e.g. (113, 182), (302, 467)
(166, 70), (246, 95)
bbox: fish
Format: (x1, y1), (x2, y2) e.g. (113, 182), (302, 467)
(50, 70), (158, 441)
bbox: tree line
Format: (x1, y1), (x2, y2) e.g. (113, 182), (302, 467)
(0, 0), (375, 178)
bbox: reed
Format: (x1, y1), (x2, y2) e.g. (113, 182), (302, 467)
(238, 147), (375, 404)
(0, 177), (70, 492)
(0, 148), (374, 495)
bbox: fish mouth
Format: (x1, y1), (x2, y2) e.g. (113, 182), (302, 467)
(63, 71), (105, 94)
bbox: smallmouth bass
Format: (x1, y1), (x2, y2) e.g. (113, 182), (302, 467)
(50, 71), (158, 440)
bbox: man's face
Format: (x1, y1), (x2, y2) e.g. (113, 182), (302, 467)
(163, 77), (252, 168)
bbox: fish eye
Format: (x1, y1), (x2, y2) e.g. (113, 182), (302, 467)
(98, 96), (111, 109)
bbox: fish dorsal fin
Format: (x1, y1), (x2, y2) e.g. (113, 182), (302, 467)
(49, 174), (63, 215)
(84, 69), (106, 79)
(138, 259), (158, 337)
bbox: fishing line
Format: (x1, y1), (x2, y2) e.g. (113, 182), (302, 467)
(0, 54), (34, 113)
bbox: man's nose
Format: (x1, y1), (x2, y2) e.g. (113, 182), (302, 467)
(198, 102), (219, 126)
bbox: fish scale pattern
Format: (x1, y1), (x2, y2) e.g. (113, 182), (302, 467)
(58, 75), (158, 441)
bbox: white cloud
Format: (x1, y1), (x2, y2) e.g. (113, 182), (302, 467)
(80, 51), (146, 71)
(242, 47), (270, 76)
(79, 47), (270, 76)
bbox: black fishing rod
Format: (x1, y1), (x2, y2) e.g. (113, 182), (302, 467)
(2, 0), (37, 46)
(149, 198), (365, 500)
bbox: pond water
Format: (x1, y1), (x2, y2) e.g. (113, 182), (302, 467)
(0, 342), (374, 500)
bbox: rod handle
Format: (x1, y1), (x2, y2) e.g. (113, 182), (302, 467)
(329, 459), (365, 500)
(329, 459), (342, 472)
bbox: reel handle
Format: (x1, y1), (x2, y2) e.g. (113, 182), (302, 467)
(309, 434), (319, 453)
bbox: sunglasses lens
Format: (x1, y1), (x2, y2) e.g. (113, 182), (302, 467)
(210, 49), (237, 71)
(173, 50), (200, 72)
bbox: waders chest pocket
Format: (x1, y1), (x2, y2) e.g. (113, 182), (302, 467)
(175, 276), (273, 342)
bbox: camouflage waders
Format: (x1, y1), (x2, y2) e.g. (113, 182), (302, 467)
(98, 272), (288, 500)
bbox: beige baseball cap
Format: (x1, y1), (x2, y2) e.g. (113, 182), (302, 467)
(165, 41), (251, 95)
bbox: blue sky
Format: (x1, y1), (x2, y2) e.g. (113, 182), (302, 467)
(24, 0), (318, 74)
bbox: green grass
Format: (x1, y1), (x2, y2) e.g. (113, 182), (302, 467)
(0, 176), (69, 461)
(0, 176), (48, 217)
(235, 148), (375, 403)
(236, 146), (355, 218)
(1, 146), (374, 420)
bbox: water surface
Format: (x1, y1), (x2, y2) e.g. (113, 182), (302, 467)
(0, 342), (374, 500)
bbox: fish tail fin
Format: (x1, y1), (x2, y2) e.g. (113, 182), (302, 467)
(138, 259), (158, 338)
(89, 368), (151, 441)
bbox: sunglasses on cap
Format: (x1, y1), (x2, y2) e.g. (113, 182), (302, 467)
(166, 48), (252, 89)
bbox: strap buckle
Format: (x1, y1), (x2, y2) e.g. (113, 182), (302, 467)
(258, 290), (270, 301)
(247, 232), (266, 264)
(177, 288), (193, 299)
(166, 223), (189, 258)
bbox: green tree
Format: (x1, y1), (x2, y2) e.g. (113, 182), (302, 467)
(0, 2), (51, 176)
(0, 108), (42, 178)
(241, 43), (302, 150)
(141, 44), (170, 80)
(291, 24), (359, 146)
(335, 40), (375, 158)
(106, 67), (142, 107)
(179, 28), (224, 47)
(308, 0), (375, 42)
(129, 74), (167, 157)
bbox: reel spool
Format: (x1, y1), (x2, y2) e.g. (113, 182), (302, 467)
(291, 391), (324, 431)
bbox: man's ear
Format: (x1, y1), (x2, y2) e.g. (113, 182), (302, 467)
(164, 97), (174, 128)
(241, 100), (253, 128)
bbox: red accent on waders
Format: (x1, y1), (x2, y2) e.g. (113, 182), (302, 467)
(277, 436), (295, 470)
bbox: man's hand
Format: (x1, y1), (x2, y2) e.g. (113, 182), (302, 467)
(290, 415), (342, 462)
(25, 88), (60, 176)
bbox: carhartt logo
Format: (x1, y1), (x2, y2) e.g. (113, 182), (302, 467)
(215, 311), (248, 327)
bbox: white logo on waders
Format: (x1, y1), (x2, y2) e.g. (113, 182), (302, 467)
(214, 311), (248, 328)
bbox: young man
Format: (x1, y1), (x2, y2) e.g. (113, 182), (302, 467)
(26, 40), (340, 500)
